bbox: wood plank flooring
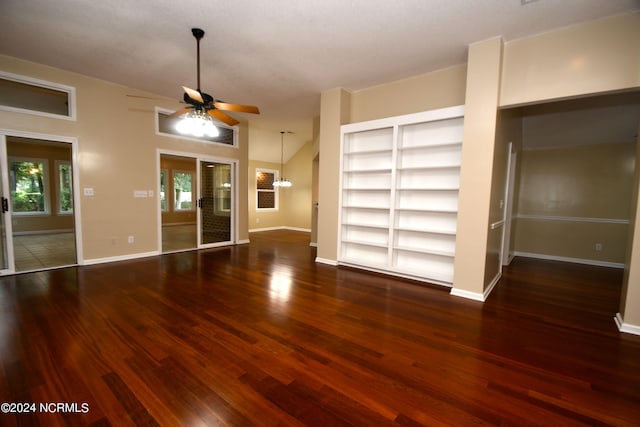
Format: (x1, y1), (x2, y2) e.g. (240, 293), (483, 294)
(0, 229), (639, 426)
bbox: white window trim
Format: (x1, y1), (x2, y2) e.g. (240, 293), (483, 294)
(154, 107), (239, 148)
(9, 156), (51, 216)
(54, 160), (73, 215)
(256, 168), (279, 211)
(0, 71), (77, 121)
(172, 170), (195, 212)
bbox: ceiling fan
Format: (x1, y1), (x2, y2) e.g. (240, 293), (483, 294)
(170, 28), (260, 127)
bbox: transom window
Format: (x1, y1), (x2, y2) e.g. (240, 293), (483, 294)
(0, 71), (76, 120)
(156, 109), (236, 146)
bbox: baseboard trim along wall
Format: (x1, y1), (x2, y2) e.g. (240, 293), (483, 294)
(514, 251), (624, 269)
(249, 226), (312, 233)
(315, 257), (338, 266)
(450, 288), (485, 302)
(83, 250), (161, 266)
(615, 313), (640, 336)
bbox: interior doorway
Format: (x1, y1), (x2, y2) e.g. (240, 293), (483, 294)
(504, 91), (640, 269)
(0, 134), (78, 273)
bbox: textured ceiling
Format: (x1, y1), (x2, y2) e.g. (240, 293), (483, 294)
(0, 0), (639, 161)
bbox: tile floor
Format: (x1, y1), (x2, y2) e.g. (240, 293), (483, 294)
(12, 232), (77, 271)
(8, 224), (200, 272)
(162, 224), (197, 252)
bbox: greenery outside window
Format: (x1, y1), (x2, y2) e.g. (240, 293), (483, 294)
(173, 171), (194, 211)
(160, 169), (168, 212)
(56, 161), (73, 214)
(256, 168), (278, 210)
(10, 158), (49, 215)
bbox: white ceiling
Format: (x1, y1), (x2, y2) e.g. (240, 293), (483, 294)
(0, 0), (639, 161)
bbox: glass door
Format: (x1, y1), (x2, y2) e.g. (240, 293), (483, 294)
(198, 160), (234, 247)
(0, 136), (14, 274)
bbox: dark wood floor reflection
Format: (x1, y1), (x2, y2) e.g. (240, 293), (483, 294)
(1, 230), (639, 426)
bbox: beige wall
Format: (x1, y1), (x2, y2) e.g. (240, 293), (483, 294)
(316, 88), (351, 262)
(513, 142), (635, 265)
(350, 64), (467, 123)
(0, 54), (249, 261)
(500, 12), (640, 107)
(281, 141), (313, 231)
(452, 37), (504, 299)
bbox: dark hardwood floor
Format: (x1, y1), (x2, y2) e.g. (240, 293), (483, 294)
(1, 230), (639, 426)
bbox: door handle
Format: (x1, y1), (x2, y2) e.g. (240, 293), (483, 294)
(1, 197), (8, 213)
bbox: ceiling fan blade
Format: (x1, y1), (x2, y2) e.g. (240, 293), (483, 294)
(168, 107), (193, 118)
(214, 101), (260, 114)
(208, 109), (239, 126)
(182, 86), (204, 104)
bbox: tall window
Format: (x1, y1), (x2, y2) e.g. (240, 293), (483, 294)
(256, 168), (278, 210)
(56, 161), (73, 214)
(173, 171), (194, 211)
(10, 158), (49, 215)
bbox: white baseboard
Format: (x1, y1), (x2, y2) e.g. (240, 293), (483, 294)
(237, 239), (250, 244)
(513, 251), (624, 269)
(615, 313), (640, 336)
(450, 271), (502, 302)
(449, 287), (485, 302)
(249, 226), (311, 233)
(309, 242), (317, 247)
(82, 250), (161, 266)
(315, 257), (338, 266)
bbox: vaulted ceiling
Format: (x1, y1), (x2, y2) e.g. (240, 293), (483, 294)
(1, 0), (639, 160)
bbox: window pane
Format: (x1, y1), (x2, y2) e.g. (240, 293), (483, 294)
(11, 161), (46, 213)
(257, 192), (275, 209)
(160, 170), (167, 211)
(257, 171), (275, 189)
(173, 172), (193, 210)
(0, 76), (70, 116)
(58, 163), (73, 213)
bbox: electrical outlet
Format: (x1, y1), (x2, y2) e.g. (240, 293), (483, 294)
(595, 243), (602, 252)
(128, 236), (134, 244)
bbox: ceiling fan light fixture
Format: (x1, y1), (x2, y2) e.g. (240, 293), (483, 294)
(175, 110), (219, 138)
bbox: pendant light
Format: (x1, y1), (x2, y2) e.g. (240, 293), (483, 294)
(273, 131), (292, 187)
